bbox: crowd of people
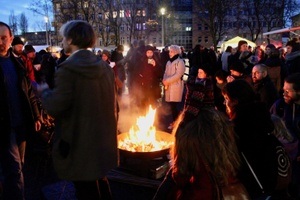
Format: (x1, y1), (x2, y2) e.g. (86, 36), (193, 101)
(1, 18), (300, 200)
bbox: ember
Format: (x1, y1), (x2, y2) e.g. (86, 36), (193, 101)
(118, 106), (174, 152)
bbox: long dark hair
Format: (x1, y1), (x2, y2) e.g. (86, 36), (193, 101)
(172, 108), (240, 186)
(222, 79), (256, 119)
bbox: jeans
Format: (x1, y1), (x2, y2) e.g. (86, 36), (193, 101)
(0, 127), (26, 200)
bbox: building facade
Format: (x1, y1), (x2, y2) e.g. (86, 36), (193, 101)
(50, 0), (284, 51)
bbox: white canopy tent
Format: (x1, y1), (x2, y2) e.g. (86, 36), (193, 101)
(221, 36), (256, 52)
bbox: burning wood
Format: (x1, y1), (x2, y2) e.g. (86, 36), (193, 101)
(118, 106), (174, 152)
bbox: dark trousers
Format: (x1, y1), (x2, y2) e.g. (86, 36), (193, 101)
(73, 178), (112, 200)
(168, 102), (181, 122)
(0, 127), (26, 200)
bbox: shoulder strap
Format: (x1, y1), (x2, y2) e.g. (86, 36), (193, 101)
(241, 152), (265, 194)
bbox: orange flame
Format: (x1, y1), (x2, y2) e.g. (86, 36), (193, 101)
(118, 106), (173, 152)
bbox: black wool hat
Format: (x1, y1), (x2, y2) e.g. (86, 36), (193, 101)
(229, 61), (245, 74)
(266, 44), (276, 49)
(11, 37), (24, 46)
(24, 45), (36, 54)
(198, 63), (211, 76)
(145, 45), (155, 52)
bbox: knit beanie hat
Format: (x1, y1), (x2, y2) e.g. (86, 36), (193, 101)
(24, 45), (35, 54)
(198, 63), (211, 76)
(145, 45), (155, 52)
(11, 37), (24, 46)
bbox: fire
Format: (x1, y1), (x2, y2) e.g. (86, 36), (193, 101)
(118, 106), (174, 152)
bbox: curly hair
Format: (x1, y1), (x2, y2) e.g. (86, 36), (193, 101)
(171, 108), (241, 186)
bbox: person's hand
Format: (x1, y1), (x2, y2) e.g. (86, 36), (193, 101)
(226, 75), (235, 83)
(151, 59), (156, 67)
(35, 120), (42, 132)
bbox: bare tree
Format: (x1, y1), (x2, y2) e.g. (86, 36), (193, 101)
(19, 13), (29, 36)
(193, 0), (236, 49)
(9, 11), (18, 35)
(97, 0), (124, 46)
(28, 0), (53, 21)
(241, 0), (298, 43)
(283, 0), (300, 27)
(122, 0), (143, 44)
(242, 0), (264, 42)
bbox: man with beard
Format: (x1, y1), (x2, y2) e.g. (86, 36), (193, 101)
(270, 73), (300, 199)
(10, 37), (24, 63)
(0, 21), (41, 200)
(251, 64), (278, 109)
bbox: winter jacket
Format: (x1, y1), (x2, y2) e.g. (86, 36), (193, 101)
(253, 75), (278, 110)
(0, 52), (40, 152)
(163, 56), (185, 102)
(183, 76), (214, 121)
(285, 50), (300, 75)
(233, 102), (285, 198)
(41, 49), (118, 181)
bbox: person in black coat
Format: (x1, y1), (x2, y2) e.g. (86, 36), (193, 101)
(222, 79), (291, 199)
(252, 64), (279, 110)
(136, 45), (163, 113)
(0, 21), (41, 200)
(285, 40), (300, 76)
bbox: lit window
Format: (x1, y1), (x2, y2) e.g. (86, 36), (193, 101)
(185, 27), (191, 31)
(113, 11), (117, 18)
(125, 10), (131, 17)
(105, 12), (109, 19)
(55, 3), (61, 12)
(120, 10), (124, 18)
(83, 1), (88, 8)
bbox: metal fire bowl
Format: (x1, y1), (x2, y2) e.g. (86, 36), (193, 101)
(117, 131), (174, 159)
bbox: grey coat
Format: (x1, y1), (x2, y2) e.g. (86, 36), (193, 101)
(41, 50), (118, 181)
(163, 57), (185, 102)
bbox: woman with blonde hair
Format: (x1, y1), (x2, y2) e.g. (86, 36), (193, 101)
(153, 108), (242, 199)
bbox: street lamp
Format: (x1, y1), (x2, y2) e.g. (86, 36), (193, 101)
(160, 8), (166, 47)
(44, 16), (49, 46)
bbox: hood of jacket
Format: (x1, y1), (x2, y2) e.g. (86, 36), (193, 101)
(285, 50), (300, 61)
(58, 49), (110, 79)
